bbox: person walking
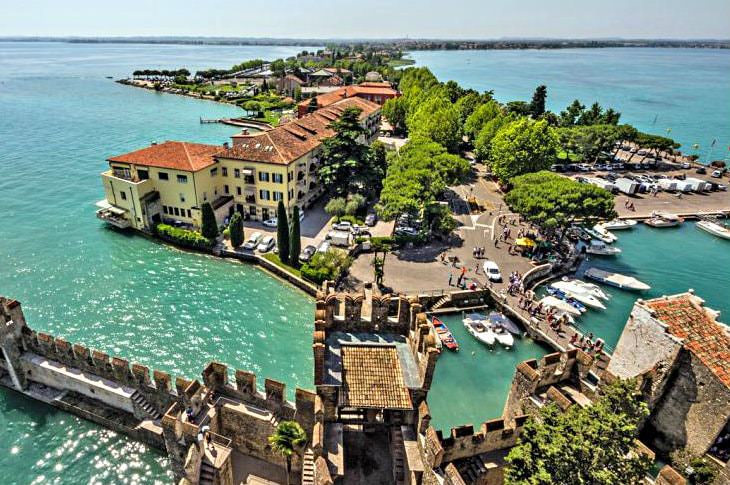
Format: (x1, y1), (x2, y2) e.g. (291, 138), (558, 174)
(448, 273), (453, 286)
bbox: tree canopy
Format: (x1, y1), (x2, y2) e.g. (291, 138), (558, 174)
(529, 85), (547, 118)
(200, 202), (218, 239)
(464, 100), (504, 140)
(490, 118), (560, 182)
(407, 95), (462, 152)
(276, 201), (290, 265)
(505, 379), (651, 485)
(504, 171), (616, 232)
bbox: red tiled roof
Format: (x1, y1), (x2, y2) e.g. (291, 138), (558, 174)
(297, 84), (399, 112)
(340, 345), (412, 410)
(108, 141), (221, 172)
(219, 97), (380, 165)
(646, 295), (730, 387)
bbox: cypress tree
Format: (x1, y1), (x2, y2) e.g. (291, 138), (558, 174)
(201, 202), (219, 239)
(289, 206), (301, 266)
(229, 211), (244, 247)
(276, 201), (290, 264)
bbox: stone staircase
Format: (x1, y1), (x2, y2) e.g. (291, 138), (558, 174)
(301, 448), (315, 485)
(430, 295), (451, 311)
(390, 427), (405, 485)
(130, 390), (162, 420)
(268, 412), (280, 428)
(199, 458), (216, 485)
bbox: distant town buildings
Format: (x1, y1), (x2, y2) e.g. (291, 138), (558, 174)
(296, 82), (399, 118)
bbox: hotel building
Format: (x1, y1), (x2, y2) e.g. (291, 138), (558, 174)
(97, 96), (381, 231)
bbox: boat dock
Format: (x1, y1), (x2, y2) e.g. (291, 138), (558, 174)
(199, 117), (273, 131)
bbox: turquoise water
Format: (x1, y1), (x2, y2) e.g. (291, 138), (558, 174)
(409, 48), (730, 159)
(0, 42), (318, 485)
(1, 43), (729, 482)
(428, 313), (551, 432)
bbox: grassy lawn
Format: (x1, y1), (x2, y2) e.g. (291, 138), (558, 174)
(262, 253), (301, 278)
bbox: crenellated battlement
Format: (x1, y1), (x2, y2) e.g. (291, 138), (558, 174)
(436, 415), (528, 463)
(314, 290), (413, 335)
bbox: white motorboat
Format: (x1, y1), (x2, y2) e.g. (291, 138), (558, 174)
(585, 240), (622, 256)
(488, 312), (522, 335)
(644, 212), (683, 228)
(491, 324), (515, 348)
(590, 225), (618, 243)
(559, 277), (610, 300)
(463, 313), (495, 346)
(539, 296), (582, 316)
(599, 219), (637, 231)
(584, 267), (650, 291)
(583, 227), (614, 244)
(550, 281), (607, 310)
(696, 219), (730, 240)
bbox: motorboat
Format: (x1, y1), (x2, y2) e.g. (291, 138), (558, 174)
(585, 240), (622, 256)
(487, 312), (522, 335)
(546, 288), (588, 313)
(644, 212), (684, 228)
(539, 296), (582, 317)
(463, 313), (495, 346)
(558, 277), (610, 300)
(599, 219), (637, 231)
(584, 267), (651, 291)
(491, 324), (515, 349)
(696, 219), (730, 240)
(586, 225), (617, 244)
(432, 317), (459, 351)
(550, 281), (607, 310)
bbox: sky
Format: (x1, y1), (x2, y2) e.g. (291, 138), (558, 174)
(2, 0), (729, 39)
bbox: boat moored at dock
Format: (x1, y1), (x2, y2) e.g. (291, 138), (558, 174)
(696, 219), (730, 240)
(585, 240), (622, 256)
(463, 313), (496, 346)
(550, 281), (607, 309)
(584, 267), (651, 291)
(599, 219), (637, 231)
(644, 212), (684, 228)
(432, 316), (459, 351)
(539, 296), (583, 316)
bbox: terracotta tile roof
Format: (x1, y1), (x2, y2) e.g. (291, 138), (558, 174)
(340, 345), (412, 410)
(108, 141), (221, 172)
(297, 84), (398, 112)
(646, 295), (730, 387)
(218, 97), (380, 165)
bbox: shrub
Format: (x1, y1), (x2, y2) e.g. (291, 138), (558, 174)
(156, 224), (213, 250)
(325, 198), (346, 220)
(300, 250), (352, 284)
(276, 201), (290, 264)
(338, 214), (364, 225)
(289, 206), (301, 267)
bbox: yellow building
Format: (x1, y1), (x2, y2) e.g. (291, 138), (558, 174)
(97, 96), (381, 232)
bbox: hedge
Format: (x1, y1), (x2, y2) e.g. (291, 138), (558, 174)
(156, 224), (214, 250)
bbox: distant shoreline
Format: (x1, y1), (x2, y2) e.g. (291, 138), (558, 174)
(2, 37), (729, 50)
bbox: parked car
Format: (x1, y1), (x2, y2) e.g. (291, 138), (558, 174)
(317, 241), (330, 254)
(577, 163), (591, 172)
(243, 231), (262, 251)
(712, 170), (723, 178)
(299, 245), (317, 262)
(364, 213), (377, 226)
(262, 218), (277, 228)
(332, 221), (352, 232)
(483, 260), (502, 283)
(257, 236), (275, 252)
(681, 162), (691, 169)
(550, 164), (565, 173)
(394, 226), (418, 237)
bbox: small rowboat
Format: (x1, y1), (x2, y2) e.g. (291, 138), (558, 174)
(432, 317), (459, 351)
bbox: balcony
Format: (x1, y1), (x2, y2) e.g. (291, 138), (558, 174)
(95, 200), (131, 229)
(102, 169), (155, 197)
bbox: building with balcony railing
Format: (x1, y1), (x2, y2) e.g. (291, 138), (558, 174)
(97, 96), (381, 231)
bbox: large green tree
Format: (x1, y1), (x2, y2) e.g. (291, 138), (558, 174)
(505, 379), (651, 485)
(490, 118), (560, 182)
(557, 124), (638, 163)
(229, 211), (244, 248)
(200, 202), (219, 239)
(276, 201), (290, 264)
(289, 206), (301, 266)
(407, 95), (462, 152)
(473, 113), (514, 161)
(505, 171), (616, 239)
(319, 107), (368, 196)
(529, 85), (547, 117)
(464, 100), (503, 140)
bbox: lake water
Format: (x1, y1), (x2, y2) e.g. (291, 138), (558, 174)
(409, 48), (730, 160)
(1, 43), (729, 482)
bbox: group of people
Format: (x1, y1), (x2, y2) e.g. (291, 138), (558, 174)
(623, 199), (636, 211)
(569, 331), (605, 354)
(472, 246), (487, 258)
(507, 271), (523, 295)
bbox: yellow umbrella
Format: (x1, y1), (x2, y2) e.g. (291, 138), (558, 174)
(515, 237), (536, 247)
